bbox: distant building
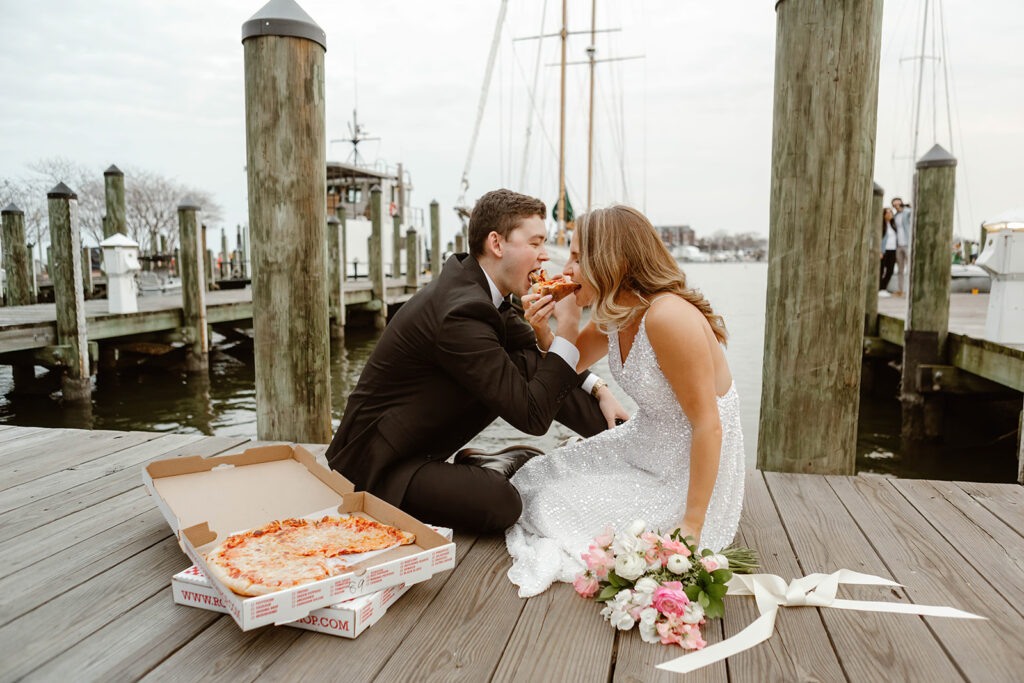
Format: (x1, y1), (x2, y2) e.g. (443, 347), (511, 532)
(656, 225), (695, 248)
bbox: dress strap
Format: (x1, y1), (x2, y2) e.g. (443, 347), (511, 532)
(641, 293), (677, 322)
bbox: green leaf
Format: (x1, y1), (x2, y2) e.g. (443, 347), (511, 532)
(596, 584), (619, 602)
(704, 597), (724, 619)
(701, 548), (713, 557)
(684, 585), (702, 601)
(706, 583), (728, 599)
(698, 569), (712, 585)
(698, 591), (710, 608)
(607, 570), (632, 589)
(711, 569), (733, 584)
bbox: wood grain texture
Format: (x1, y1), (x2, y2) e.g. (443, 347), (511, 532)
(2, 209), (33, 306)
(430, 200), (441, 278)
(758, 0), (884, 475)
(244, 34), (331, 443)
(177, 205), (208, 370)
(765, 472), (960, 681)
(864, 184), (885, 332)
(47, 193), (89, 383)
(828, 474), (1024, 679)
(908, 162), (957, 340)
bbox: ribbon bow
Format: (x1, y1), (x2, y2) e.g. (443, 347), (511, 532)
(657, 569), (985, 674)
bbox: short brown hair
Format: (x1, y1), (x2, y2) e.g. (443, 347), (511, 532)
(468, 189), (546, 256)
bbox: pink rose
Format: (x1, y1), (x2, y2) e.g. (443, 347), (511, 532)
(593, 525), (615, 549)
(652, 581), (690, 616)
(582, 545), (615, 579)
(573, 573), (599, 598)
(700, 556), (720, 572)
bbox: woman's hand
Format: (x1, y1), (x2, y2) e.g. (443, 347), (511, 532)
(596, 385), (630, 429)
(671, 518), (703, 547)
(522, 292), (555, 350)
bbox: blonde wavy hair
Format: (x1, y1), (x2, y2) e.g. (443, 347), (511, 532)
(575, 205), (728, 346)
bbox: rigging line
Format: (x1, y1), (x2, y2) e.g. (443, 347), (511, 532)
(911, 0), (929, 171)
(935, 0), (961, 238)
(938, 0), (954, 154)
(931, 0), (937, 145)
(519, 0), (549, 190)
(942, 1), (975, 237)
(459, 0), (509, 203)
(499, 20), (505, 188)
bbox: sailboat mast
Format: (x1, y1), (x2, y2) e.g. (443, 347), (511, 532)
(558, 0), (567, 243)
(911, 0), (930, 170)
(587, 0), (596, 212)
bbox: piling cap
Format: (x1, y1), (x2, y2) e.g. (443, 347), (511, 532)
(242, 0), (326, 51)
(430, 199), (439, 206)
(873, 182), (884, 196)
(917, 144), (957, 169)
(99, 233), (139, 248)
(104, 164), (123, 177)
(370, 184), (382, 193)
(178, 196), (201, 211)
(1, 202), (23, 215)
(327, 214), (340, 225)
(47, 181), (76, 199)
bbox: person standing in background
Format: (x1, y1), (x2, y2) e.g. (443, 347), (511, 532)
(892, 197), (912, 296)
(879, 208), (898, 296)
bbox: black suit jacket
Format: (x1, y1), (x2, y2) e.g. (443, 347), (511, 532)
(325, 254), (596, 506)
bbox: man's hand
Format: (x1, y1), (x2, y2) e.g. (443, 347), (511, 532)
(596, 385), (629, 429)
(521, 293), (555, 350)
(551, 293), (582, 344)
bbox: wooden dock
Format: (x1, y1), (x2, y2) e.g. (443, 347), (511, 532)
(1, 424), (1022, 681)
(0, 278), (427, 355)
(875, 293), (1024, 393)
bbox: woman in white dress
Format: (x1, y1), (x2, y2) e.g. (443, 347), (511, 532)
(505, 205), (745, 598)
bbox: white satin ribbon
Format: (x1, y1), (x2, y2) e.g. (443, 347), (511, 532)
(657, 569), (985, 674)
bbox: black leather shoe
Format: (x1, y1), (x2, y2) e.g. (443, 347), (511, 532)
(453, 445), (544, 479)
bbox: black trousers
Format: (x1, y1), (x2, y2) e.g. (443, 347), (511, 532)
(880, 250), (896, 290)
(400, 355), (607, 534)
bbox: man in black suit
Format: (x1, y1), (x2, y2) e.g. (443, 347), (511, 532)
(325, 189), (626, 533)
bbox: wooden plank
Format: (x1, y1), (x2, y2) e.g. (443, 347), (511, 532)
(723, 471), (845, 682)
(0, 505), (170, 624)
(251, 533), (478, 681)
(0, 425), (47, 445)
(492, 582), (614, 682)
(954, 480), (1024, 534)
(0, 536), (187, 681)
(765, 472), (960, 681)
(0, 435), (252, 544)
(372, 536), (526, 681)
(1, 429), (162, 489)
(0, 433), (200, 516)
(0, 427), (71, 456)
(890, 478), (1024, 619)
(828, 474), (1024, 680)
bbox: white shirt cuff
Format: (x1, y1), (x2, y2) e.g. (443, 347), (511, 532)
(581, 373), (600, 395)
(547, 336), (580, 371)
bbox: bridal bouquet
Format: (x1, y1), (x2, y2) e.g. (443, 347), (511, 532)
(574, 520), (758, 649)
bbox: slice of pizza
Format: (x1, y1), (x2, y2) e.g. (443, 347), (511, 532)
(528, 269), (581, 302)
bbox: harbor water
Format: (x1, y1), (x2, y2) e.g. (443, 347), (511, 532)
(0, 262), (1017, 482)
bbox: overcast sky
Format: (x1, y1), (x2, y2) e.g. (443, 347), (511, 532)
(2, 0), (1022, 248)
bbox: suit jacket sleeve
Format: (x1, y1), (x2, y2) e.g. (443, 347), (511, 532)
(503, 307), (590, 387)
(434, 300), (579, 435)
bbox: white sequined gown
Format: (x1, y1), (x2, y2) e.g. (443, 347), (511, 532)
(505, 313), (745, 598)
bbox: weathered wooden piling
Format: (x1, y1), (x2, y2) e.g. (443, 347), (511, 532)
(901, 144), (957, 440)
(368, 184), (387, 330)
(864, 182), (884, 334)
(430, 199), (441, 278)
(405, 228), (419, 288)
(177, 199), (209, 373)
(757, 0), (883, 475)
(2, 203), (33, 306)
(220, 228), (230, 278)
(47, 182), (90, 403)
(454, 233), (465, 254)
(392, 214), (402, 279)
(103, 165), (126, 238)
(82, 246), (93, 297)
(327, 213), (345, 338)
(242, 0), (332, 443)
(206, 248), (215, 291)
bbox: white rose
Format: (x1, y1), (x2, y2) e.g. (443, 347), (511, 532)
(682, 601), (705, 624)
(615, 553), (646, 581)
(712, 554), (730, 569)
(612, 531), (644, 556)
(631, 590), (653, 609)
(667, 553), (692, 574)
(627, 519), (647, 537)
(634, 577), (659, 595)
(639, 607), (660, 643)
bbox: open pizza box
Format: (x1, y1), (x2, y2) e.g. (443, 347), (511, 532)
(143, 443), (456, 631)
